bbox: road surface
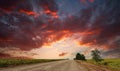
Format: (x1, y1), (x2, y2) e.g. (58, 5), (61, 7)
(0, 60), (111, 71)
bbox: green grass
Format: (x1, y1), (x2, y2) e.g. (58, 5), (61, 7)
(87, 59), (120, 71)
(0, 59), (61, 67)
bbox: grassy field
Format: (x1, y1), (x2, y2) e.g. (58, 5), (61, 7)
(0, 59), (61, 67)
(87, 59), (120, 71)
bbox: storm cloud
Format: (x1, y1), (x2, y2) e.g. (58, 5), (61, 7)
(0, 0), (120, 58)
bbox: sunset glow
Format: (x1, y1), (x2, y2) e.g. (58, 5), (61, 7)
(0, 0), (119, 59)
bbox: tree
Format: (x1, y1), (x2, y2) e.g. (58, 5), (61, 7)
(76, 53), (81, 60)
(81, 54), (86, 61)
(75, 53), (86, 61)
(91, 49), (103, 62)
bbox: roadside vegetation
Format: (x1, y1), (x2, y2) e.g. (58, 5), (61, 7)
(0, 59), (61, 67)
(75, 49), (120, 71)
(88, 58), (120, 71)
(89, 49), (120, 71)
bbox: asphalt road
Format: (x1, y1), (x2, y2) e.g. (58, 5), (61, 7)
(0, 60), (111, 71)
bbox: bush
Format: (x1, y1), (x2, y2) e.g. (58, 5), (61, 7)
(75, 53), (86, 61)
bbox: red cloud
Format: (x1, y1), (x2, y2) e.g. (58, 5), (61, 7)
(81, 0), (94, 3)
(59, 52), (68, 56)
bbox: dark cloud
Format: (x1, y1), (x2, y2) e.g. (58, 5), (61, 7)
(0, 0), (24, 12)
(0, 0), (59, 50)
(38, 0), (58, 12)
(0, 0), (58, 13)
(0, 0), (119, 58)
(102, 48), (120, 58)
(0, 53), (11, 58)
(79, 0), (120, 47)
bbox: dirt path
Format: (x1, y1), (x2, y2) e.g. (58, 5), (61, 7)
(0, 60), (111, 71)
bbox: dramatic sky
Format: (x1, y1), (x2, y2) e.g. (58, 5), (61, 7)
(0, 0), (120, 59)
